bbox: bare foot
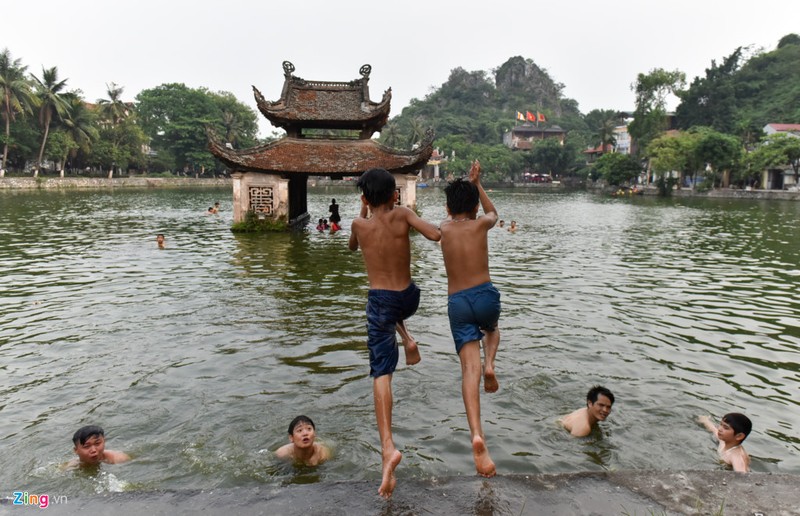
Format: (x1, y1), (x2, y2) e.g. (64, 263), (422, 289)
(472, 436), (496, 478)
(378, 449), (402, 499)
(403, 339), (421, 366)
(483, 364), (499, 393)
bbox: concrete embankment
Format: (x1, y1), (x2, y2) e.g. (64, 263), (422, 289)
(3, 471), (796, 515)
(0, 177), (231, 190)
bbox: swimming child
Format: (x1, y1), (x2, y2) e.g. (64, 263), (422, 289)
(440, 159), (501, 478)
(156, 234), (165, 249)
(67, 425), (130, 468)
(697, 413), (751, 472)
(507, 220), (517, 233)
(559, 386), (615, 437)
(348, 167), (441, 498)
(275, 415), (331, 466)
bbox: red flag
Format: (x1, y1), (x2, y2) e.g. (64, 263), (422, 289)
(537, 112), (546, 122)
(526, 111), (536, 122)
(516, 111), (525, 121)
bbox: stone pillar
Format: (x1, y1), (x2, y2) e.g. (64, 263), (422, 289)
(233, 171), (289, 224)
(393, 173), (418, 210)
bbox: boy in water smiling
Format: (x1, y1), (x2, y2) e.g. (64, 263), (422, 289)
(440, 159), (501, 478)
(67, 425), (130, 468)
(275, 415), (331, 466)
(348, 167), (441, 498)
(697, 412), (752, 472)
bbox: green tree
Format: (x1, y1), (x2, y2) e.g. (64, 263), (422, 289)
(628, 68), (686, 158)
(0, 48), (37, 173)
(647, 131), (700, 188)
(691, 127), (742, 187)
(676, 48), (742, 133)
(593, 152), (642, 187)
(31, 66), (70, 175)
(55, 93), (99, 176)
(97, 82), (129, 126)
(747, 132), (800, 187)
(90, 116), (147, 177)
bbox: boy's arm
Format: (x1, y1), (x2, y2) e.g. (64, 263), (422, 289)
(405, 208), (441, 242)
(469, 160), (498, 228)
(348, 201), (369, 251)
(697, 415), (718, 437)
(105, 450), (131, 463)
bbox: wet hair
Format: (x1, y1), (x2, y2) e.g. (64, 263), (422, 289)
(288, 415), (315, 434)
(72, 425), (104, 446)
(586, 385), (615, 405)
(356, 168), (396, 207)
(331, 198), (336, 204)
(722, 413), (752, 440)
(208, 207), (214, 212)
(444, 178), (479, 216)
(156, 233), (164, 239)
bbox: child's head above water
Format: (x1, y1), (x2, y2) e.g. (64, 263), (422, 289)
(72, 425), (104, 446)
(722, 412), (752, 442)
(288, 415), (315, 435)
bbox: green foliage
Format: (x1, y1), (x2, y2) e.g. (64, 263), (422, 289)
(747, 132), (800, 185)
(677, 34), (800, 133)
(0, 48), (37, 169)
(136, 83), (258, 174)
(628, 68), (686, 157)
(381, 56), (586, 177)
(593, 152), (642, 186)
(230, 210), (288, 232)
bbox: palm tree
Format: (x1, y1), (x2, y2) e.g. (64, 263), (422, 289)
(381, 122), (400, 148)
(596, 117), (618, 153)
(221, 110), (242, 147)
(0, 48), (37, 174)
(408, 117), (427, 148)
(58, 93), (99, 177)
(96, 82), (128, 126)
(32, 66), (70, 176)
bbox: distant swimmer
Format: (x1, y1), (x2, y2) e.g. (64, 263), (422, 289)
(275, 415), (331, 467)
(559, 386), (614, 437)
(156, 233), (165, 249)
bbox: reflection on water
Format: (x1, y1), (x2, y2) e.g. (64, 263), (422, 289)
(0, 187), (798, 497)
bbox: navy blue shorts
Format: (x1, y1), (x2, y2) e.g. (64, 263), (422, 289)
(447, 282), (501, 354)
(366, 282), (421, 377)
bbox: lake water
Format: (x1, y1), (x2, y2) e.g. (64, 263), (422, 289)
(1, 186), (798, 497)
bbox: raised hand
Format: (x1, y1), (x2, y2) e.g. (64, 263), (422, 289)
(469, 159), (481, 184)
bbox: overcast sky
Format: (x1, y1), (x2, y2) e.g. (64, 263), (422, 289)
(5, 0), (797, 136)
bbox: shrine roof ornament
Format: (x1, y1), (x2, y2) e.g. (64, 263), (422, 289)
(253, 61), (391, 134)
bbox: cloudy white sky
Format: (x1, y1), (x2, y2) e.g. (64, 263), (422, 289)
(5, 0), (797, 136)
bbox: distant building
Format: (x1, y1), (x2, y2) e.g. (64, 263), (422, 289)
(503, 125), (566, 150)
(763, 123), (800, 138)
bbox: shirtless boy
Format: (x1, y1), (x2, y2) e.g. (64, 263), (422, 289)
(560, 386), (615, 437)
(348, 168), (441, 498)
(275, 415), (331, 466)
(67, 425), (130, 468)
(697, 412), (752, 472)
(440, 159), (500, 478)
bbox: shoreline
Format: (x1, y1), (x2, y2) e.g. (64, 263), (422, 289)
(0, 177), (231, 190)
(2, 177), (798, 201)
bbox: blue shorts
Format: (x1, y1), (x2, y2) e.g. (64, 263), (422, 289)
(366, 282), (421, 377)
(447, 282), (501, 354)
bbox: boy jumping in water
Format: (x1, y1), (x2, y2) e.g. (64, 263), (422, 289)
(440, 159), (500, 477)
(348, 168), (441, 498)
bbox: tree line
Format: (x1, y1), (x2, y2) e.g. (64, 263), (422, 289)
(0, 48), (260, 178)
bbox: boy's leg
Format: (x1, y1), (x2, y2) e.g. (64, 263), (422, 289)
(395, 321), (420, 365)
(459, 341), (496, 477)
(482, 327), (500, 393)
(373, 374), (402, 498)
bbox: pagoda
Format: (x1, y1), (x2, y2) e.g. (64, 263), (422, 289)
(208, 61), (434, 227)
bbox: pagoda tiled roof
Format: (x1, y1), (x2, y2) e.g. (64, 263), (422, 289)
(208, 129), (434, 176)
(254, 62), (391, 134)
